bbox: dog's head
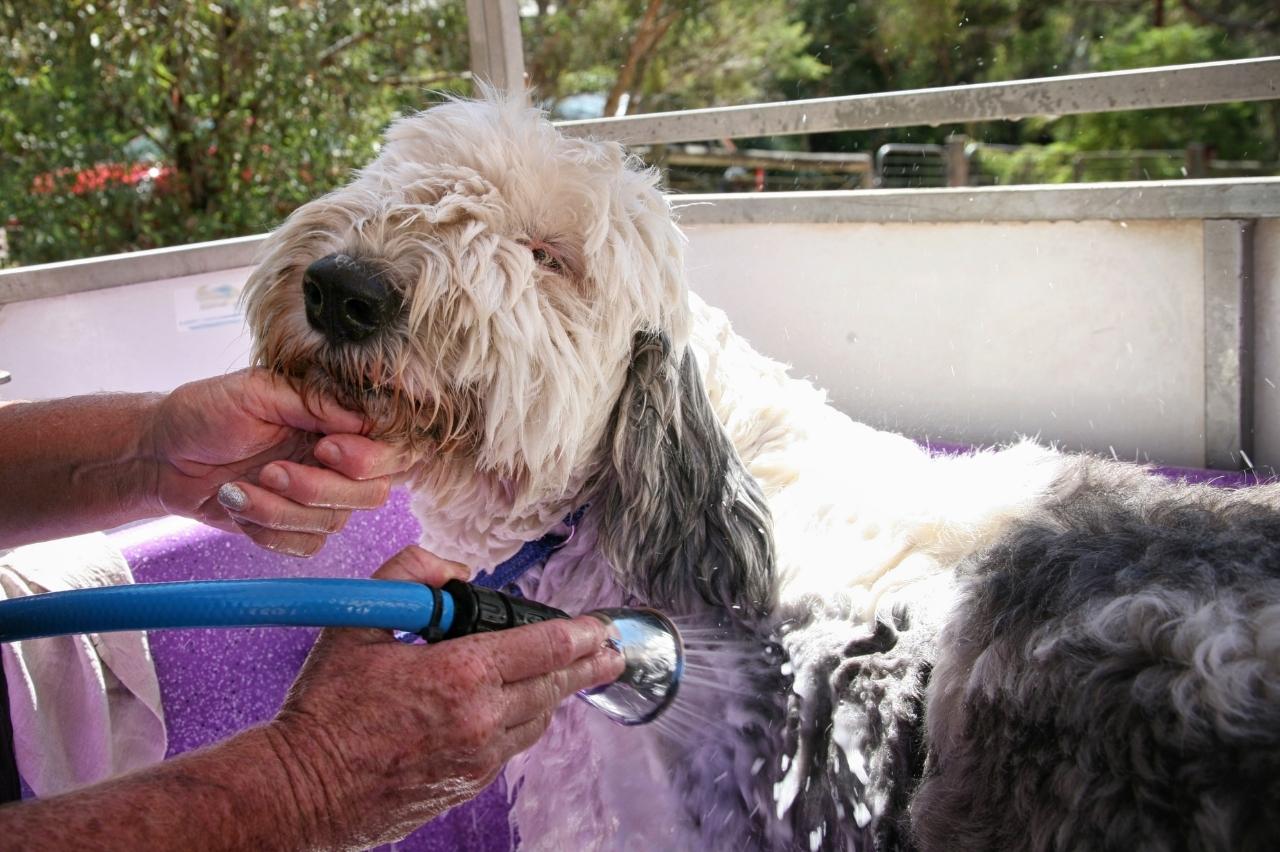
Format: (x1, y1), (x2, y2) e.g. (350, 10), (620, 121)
(244, 93), (773, 616)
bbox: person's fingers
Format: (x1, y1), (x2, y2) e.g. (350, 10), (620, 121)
(501, 649), (624, 727)
(257, 461), (392, 510)
(484, 617), (612, 684)
(313, 434), (411, 481)
(371, 546), (470, 586)
(228, 518), (326, 557)
(288, 549), (468, 650)
(240, 368), (367, 435)
(502, 710), (555, 756)
(199, 512), (241, 535)
(314, 547), (471, 647)
(218, 481), (351, 534)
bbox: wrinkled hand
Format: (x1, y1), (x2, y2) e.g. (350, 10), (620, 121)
(268, 547), (625, 848)
(148, 368), (409, 555)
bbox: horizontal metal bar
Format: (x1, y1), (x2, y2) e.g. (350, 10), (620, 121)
(2, 178), (1277, 306)
(0, 235), (265, 306)
(558, 57), (1280, 145)
(658, 147), (871, 174)
(670, 177), (1280, 225)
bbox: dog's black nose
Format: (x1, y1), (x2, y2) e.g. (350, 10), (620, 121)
(302, 254), (400, 344)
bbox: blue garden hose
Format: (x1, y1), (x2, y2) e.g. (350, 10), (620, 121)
(0, 578), (684, 726)
(0, 578), (571, 645)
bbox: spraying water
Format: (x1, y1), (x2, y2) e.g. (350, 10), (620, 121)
(648, 616), (786, 744)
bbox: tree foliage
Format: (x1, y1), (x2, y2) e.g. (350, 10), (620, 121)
(1, 0), (824, 266)
(789, 0), (1280, 165)
(1, 1), (472, 265)
(1, 0), (1276, 266)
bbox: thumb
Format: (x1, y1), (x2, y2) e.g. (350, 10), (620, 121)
(323, 547), (470, 648)
(371, 545), (470, 586)
(242, 368), (368, 435)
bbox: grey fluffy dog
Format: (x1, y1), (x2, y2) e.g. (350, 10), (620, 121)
(242, 92), (1280, 851)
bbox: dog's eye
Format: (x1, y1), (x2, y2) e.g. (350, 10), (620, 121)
(530, 245), (563, 273)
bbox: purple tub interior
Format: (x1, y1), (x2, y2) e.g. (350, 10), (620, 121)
(109, 488), (516, 852)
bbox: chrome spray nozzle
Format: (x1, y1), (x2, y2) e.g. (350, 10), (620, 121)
(437, 582), (684, 726)
(577, 608), (685, 726)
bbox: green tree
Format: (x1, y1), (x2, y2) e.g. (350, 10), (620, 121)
(788, 0), (1279, 171)
(523, 0), (825, 115)
(0, 1), (472, 266)
(1, 0), (825, 267)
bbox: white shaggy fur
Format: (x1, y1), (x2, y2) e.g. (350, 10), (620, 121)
(244, 94), (1279, 851)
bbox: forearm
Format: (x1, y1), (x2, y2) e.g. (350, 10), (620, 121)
(0, 394), (163, 548)
(0, 724), (326, 852)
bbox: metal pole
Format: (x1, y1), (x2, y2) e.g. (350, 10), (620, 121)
(945, 134), (970, 187)
(1203, 219), (1256, 470)
(465, 0), (526, 95)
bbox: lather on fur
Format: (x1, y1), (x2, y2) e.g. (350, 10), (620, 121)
(243, 92), (1280, 851)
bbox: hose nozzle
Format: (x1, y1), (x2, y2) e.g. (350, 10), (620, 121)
(438, 582), (684, 725)
(578, 608), (684, 726)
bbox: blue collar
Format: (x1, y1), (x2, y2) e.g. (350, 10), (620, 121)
(473, 505), (589, 592)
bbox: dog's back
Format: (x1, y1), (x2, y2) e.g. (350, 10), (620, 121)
(914, 460), (1280, 851)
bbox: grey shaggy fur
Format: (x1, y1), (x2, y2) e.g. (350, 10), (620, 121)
(591, 331), (776, 620)
(775, 607), (935, 851)
(588, 329), (939, 850)
(914, 457), (1280, 852)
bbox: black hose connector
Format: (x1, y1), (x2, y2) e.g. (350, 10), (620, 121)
(438, 580), (570, 641)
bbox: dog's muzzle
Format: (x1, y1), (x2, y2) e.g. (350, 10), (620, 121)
(302, 253), (401, 344)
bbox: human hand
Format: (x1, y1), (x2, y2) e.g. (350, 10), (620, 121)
(266, 546), (624, 847)
(146, 368), (409, 555)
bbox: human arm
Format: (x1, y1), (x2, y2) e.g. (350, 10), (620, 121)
(0, 369), (407, 553)
(0, 546), (623, 850)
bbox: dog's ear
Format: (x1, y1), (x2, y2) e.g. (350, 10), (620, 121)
(592, 331), (776, 618)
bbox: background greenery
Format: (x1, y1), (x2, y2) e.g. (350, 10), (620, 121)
(2, 0), (1277, 266)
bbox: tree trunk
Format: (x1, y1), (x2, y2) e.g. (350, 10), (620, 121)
(604, 0), (681, 117)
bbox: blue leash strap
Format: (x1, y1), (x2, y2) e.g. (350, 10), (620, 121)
(473, 505), (588, 592)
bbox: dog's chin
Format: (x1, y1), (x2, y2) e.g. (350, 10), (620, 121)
(280, 359), (459, 454)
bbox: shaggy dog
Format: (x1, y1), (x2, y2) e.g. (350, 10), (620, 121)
(243, 94), (1280, 851)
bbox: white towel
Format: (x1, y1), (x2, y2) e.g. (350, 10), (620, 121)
(0, 532), (167, 797)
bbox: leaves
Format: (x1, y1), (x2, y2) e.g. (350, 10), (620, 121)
(2, 0), (823, 266)
(786, 0), (1280, 168)
(0, 0), (473, 266)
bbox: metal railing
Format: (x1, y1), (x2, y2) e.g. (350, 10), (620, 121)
(555, 57), (1278, 145)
